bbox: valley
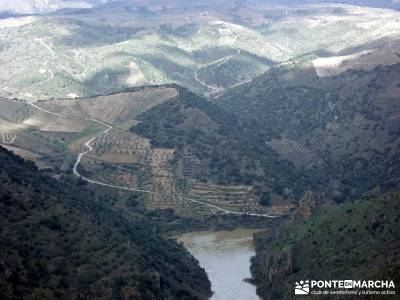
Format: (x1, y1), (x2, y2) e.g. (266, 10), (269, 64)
(1, 0), (400, 299)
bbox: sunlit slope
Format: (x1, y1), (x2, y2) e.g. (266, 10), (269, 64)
(0, 0), (115, 14)
(0, 3), (399, 100)
(0, 86), (177, 174)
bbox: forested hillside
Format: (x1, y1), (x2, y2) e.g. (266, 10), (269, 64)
(219, 64), (400, 203)
(0, 147), (211, 300)
(250, 188), (400, 299)
(218, 62), (400, 299)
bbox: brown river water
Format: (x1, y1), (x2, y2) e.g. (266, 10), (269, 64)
(178, 229), (262, 300)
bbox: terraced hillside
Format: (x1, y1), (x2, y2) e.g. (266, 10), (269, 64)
(131, 88), (326, 214)
(0, 86), (289, 217)
(0, 88), (186, 213)
(1, 1), (400, 100)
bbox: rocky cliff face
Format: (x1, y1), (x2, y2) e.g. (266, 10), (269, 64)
(255, 249), (295, 282)
(251, 231), (298, 299)
(295, 191), (317, 219)
(250, 192), (317, 298)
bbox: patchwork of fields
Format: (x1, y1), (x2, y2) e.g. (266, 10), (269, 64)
(0, 87), (282, 216)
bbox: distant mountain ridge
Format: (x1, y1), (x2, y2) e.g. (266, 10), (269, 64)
(1, 0), (399, 101)
(2, 0), (399, 17)
(0, 0), (115, 14)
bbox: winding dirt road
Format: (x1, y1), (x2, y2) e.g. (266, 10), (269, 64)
(26, 101), (281, 218)
(34, 38), (56, 82)
(194, 49), (257, 95)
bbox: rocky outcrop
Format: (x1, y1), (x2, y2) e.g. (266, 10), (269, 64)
(250, 191), (317, 299)
(250, 231), (298, 299)
(295, 191), (317, 219)
(260, 250), (294, 282)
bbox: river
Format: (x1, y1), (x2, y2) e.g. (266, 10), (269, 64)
(178, 229), (262, 300)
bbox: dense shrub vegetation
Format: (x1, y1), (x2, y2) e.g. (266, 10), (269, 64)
(0, 147), (211, 300)
(251, 188), (400, 299)
(216, 63), (400, 299)
(219, 64), (400, 202)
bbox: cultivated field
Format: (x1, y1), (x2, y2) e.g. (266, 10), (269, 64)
(0, 87), (282, 216)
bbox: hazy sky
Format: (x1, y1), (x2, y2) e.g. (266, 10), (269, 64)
(1, 0), (399, 15)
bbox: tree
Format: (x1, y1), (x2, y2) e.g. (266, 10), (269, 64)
(259, 192), (271, 206)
